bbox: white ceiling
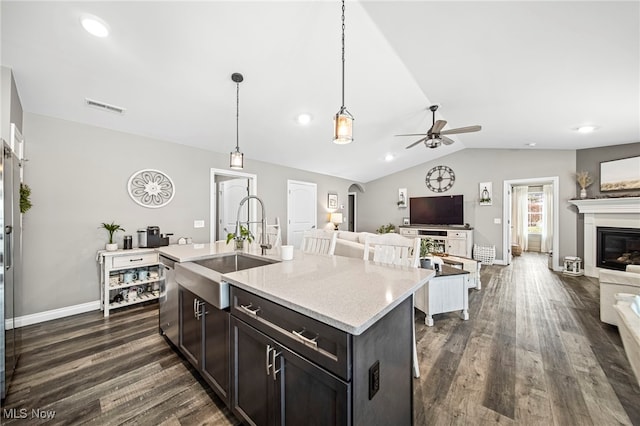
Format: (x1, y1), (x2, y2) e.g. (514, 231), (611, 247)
(2, 1), (638, 183)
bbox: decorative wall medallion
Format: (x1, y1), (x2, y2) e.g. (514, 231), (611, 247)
(128, 169), (175, 208)
(425, 165), (455, 193)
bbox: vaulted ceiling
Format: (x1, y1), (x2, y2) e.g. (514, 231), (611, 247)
(2, 1), (638, 182)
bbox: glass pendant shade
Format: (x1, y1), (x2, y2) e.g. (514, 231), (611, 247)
(333, 110), (353, 145)
(230, 149), (244, 169)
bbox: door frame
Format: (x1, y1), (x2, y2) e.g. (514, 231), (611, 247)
(210, 169), (257, 243)
(502, 176), (559, 270)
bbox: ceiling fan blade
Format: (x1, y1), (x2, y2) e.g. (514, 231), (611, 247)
(441, 136), (455, 145)
(405, 137), (427, 149)
(395, 133), (428, 137)
(431, 120), (447, 134)
(440, 125), (482, 135)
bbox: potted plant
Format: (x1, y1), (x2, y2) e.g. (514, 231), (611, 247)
(419, 238), (437, 268)
(376, 223), (396, 234)
(226, 225), (254, 250)
(20, 183), (32, 214)
(575, 171), (593, 199)
(100, 221), (125, 251)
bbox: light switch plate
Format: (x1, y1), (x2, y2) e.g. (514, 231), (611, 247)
(194, 220), (205, 228)
(494, 218), (501, 224)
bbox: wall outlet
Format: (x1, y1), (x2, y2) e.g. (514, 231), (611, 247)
(194, 220), (205, 228)
(368, 360), (380, 400)
(494, 218), (501, 224)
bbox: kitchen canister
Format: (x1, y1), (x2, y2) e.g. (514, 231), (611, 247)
(123, 235), (133, 250)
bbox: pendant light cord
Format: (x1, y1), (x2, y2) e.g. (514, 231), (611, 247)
(235, 82), (240, 151)
(340, 0), (346, 110)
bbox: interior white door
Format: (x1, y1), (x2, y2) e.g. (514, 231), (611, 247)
(287, 180), (317, 247)
(218, 178), (249, 240)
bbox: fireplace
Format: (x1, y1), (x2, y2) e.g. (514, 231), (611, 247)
(569, 197), (640, 277)
(597, 227), (640, 271)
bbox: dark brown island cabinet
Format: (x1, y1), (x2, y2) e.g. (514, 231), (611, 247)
(229, 286), (413, 426)
(179, 287), (230, 404)
(173, 284), (414, 425)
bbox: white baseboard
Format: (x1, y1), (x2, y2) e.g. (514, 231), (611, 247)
(5, 300), (100, 330)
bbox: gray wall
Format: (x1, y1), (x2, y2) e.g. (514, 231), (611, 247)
(357, 148), (577, 263)
(575, 141), (640, 258)
(21, 113), (355, 316)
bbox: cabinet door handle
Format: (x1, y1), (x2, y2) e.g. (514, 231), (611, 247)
(292, 329), (318, 350)
(271, 348), (281, 380)
(265, 344), (273, 376)
(194, 300), (205, 320)
(240, 303), (260, 317)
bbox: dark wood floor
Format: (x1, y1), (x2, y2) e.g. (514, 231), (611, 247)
(2, 252), (639, 425)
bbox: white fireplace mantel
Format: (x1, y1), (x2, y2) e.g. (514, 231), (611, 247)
(569, 197), (640, 277)
(569, 197), (640, 214)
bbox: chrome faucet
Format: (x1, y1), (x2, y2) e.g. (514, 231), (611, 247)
(235, 195), (272, 255)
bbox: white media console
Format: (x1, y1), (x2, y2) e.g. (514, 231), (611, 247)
(399, 226), (473, 259)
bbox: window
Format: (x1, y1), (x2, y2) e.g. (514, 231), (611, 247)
(528, 192), (543, 234)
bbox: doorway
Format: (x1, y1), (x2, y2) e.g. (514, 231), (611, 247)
(503, 176), (559, 270)
(210, 169), (257, 243)
(348, 192), (356, 231)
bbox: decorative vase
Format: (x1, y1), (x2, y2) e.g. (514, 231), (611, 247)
(235, 239), (244, 250)
(106, 243), (118, 251)
(580, 188), (587, 199)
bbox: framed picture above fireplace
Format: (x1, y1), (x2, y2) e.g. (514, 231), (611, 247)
(600, 155), (640, 192)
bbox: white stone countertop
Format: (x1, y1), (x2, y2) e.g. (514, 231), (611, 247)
(223, 251), (434, 335)
(156, 242), (434, 335)
(156, 241), (281, 263)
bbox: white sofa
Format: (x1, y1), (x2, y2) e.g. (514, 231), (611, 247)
(614, 293), (640, 387)
(333, 231), (377, 259)
(599, 265), (640, 326)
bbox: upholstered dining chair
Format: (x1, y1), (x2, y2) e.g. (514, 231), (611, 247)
(300, 229), (337, 255)
(363, 233), (422, 378)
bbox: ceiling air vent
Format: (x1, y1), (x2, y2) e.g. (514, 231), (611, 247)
(85, 98), (126, 114)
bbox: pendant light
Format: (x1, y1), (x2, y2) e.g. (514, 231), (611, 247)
(333, 0), (354, 144)
(230, 72), (244, 169)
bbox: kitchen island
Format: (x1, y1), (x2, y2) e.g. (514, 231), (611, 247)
(157, 243), (433, 425)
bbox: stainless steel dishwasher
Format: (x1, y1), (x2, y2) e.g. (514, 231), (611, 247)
(159, 255), (178, 346)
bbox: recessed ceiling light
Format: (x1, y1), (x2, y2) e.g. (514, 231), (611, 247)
(384, 154), (394, 162)
(576, 125), (597, 134)
(296, 113), (312, 125)
(81, 15), (110, 38)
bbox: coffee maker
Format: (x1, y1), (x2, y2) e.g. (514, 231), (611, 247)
(138, 226), (171, 248)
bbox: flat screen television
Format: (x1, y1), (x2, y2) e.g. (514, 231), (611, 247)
(409, 195), (464, 225)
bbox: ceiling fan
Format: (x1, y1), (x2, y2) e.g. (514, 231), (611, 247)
(397, 105), (482, 149)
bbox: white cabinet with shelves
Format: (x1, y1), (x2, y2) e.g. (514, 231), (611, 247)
(98, 249), (163, 317)
(399, 226), (473, 258)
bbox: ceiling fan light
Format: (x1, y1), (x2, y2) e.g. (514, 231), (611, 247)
(230, 149), (244, 169)
(333, 110), (353, 144)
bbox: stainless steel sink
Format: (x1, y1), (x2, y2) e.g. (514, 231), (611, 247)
(194, 253), (275, 274)
(176, 253), (277, 309)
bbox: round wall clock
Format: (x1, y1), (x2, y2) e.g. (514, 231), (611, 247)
(426, 165), (455, 193)
(127, 169), (175, 208)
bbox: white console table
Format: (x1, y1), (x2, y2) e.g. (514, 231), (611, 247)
(414, 265), (470, 326)
(399, 226), (473, 258)
(441, 255), (481, 290)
